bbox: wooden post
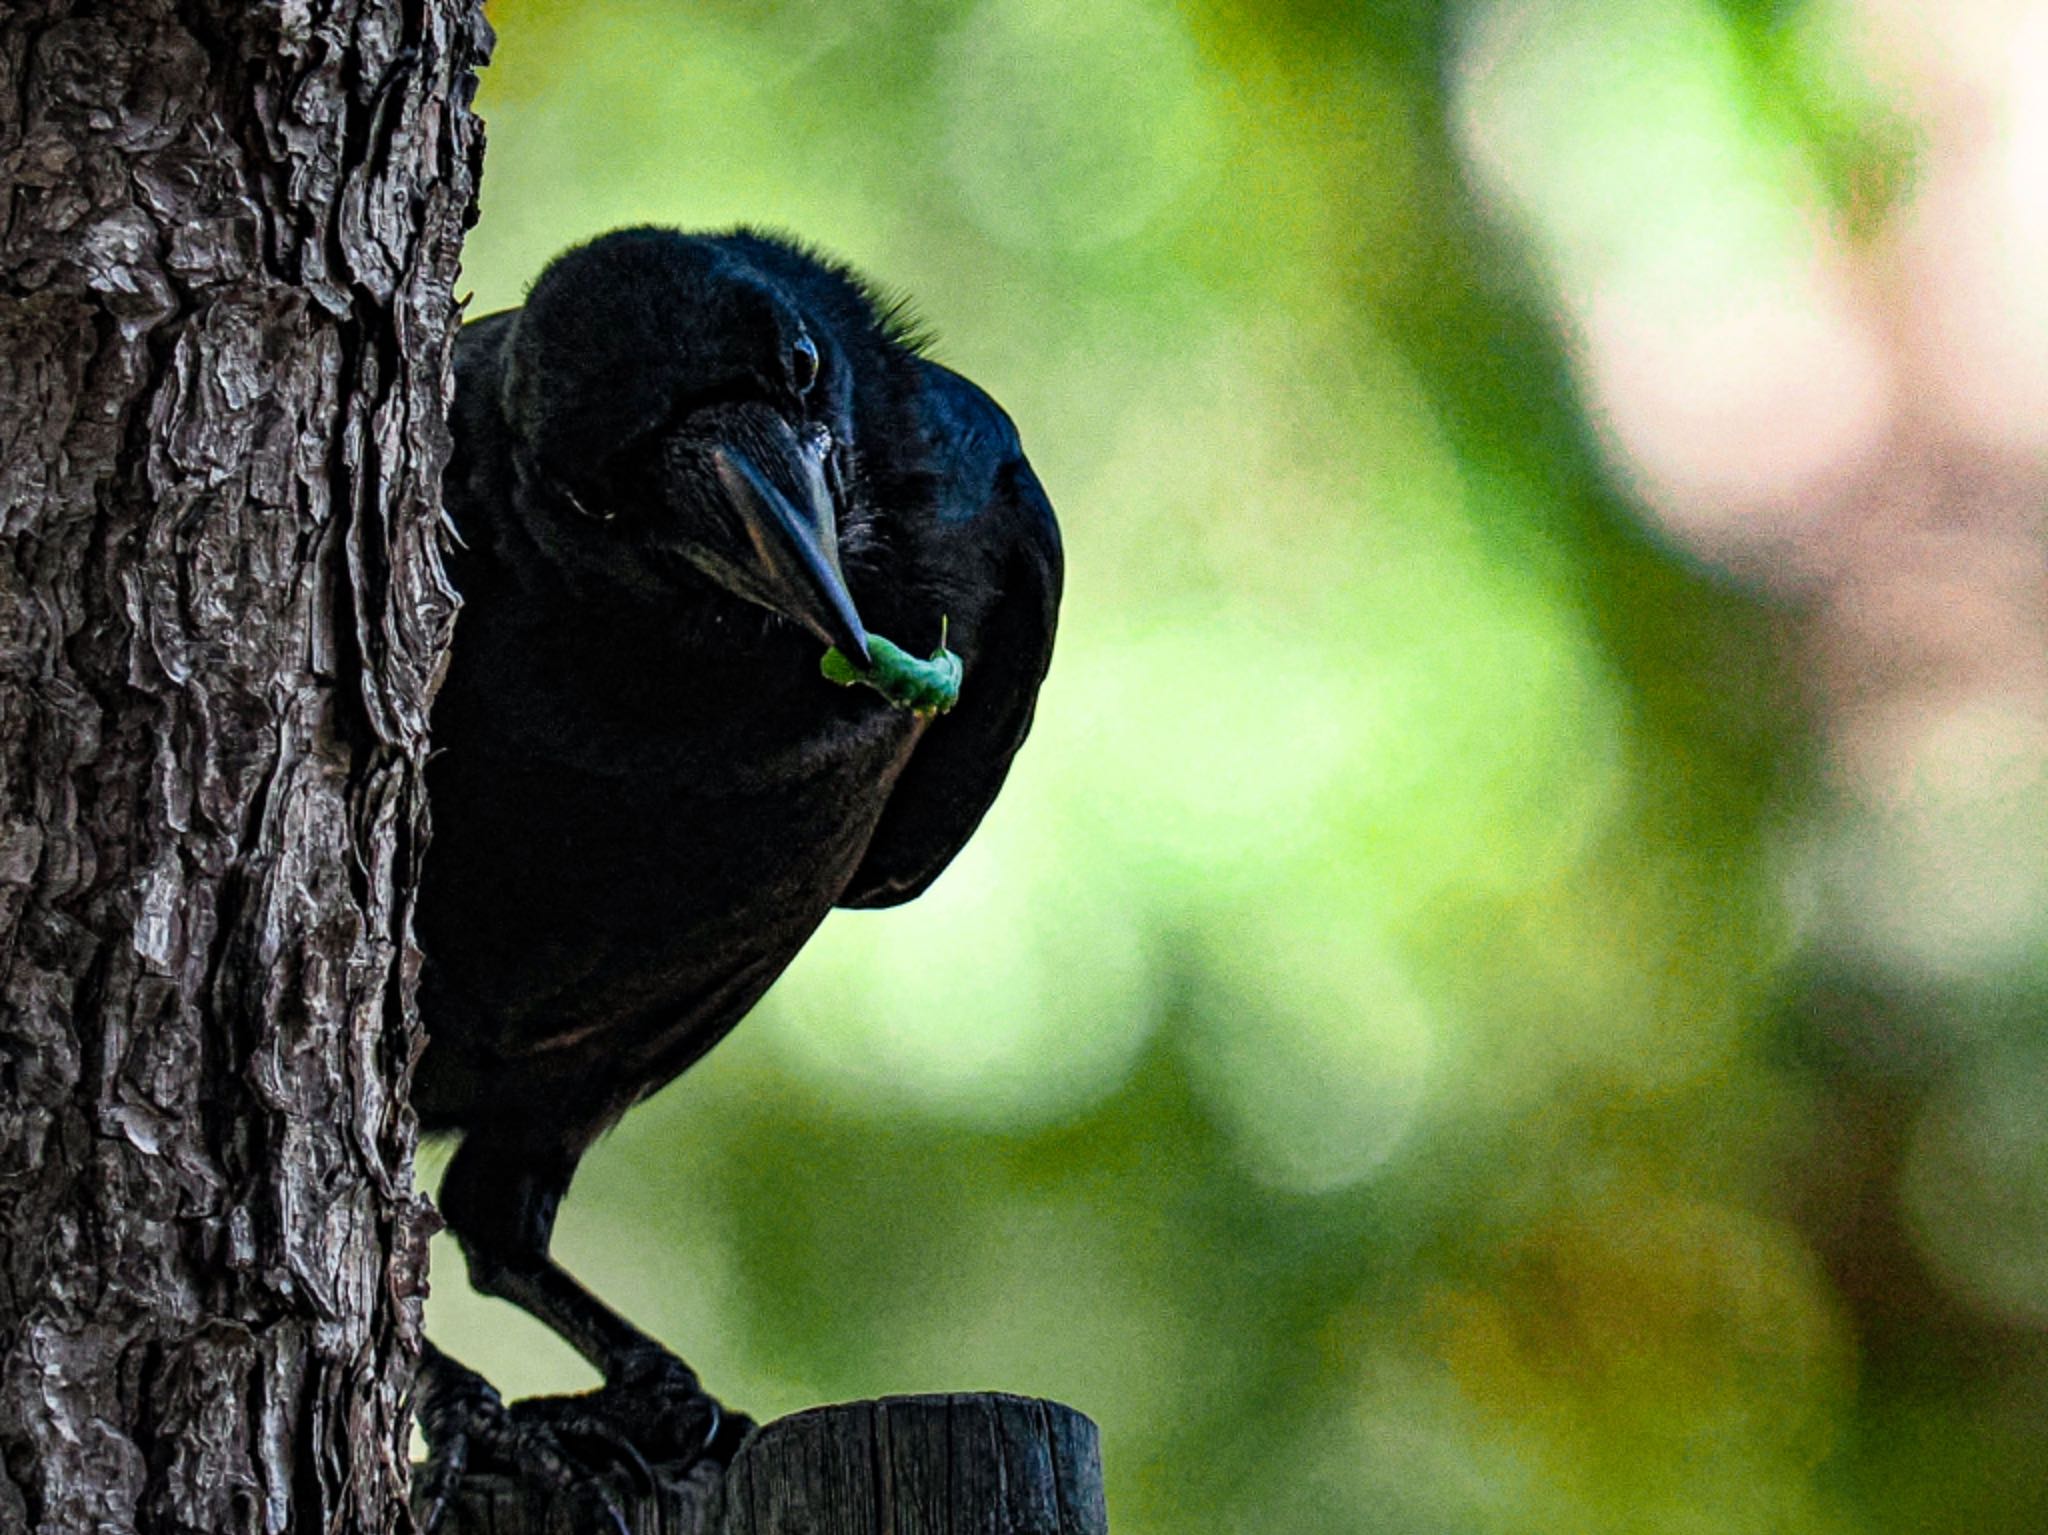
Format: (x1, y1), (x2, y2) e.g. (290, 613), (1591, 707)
(441, 1394), (1108, 1535)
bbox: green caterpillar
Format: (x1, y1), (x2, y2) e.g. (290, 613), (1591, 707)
(820, 626), (963, 717)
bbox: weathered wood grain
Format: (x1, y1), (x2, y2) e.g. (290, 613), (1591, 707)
(439, 1394), (1108, 1535)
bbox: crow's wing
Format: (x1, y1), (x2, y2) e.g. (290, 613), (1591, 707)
(838, 361), (1063, 908)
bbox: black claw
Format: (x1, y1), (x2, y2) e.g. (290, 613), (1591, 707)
(550, 1411), (658, 1498)
(508, 1420), (584, 1495)
(411, 1451), (465, 1535)
(703, 1403), (757, 1466)
(419, 1343), (745, 1533)
(415, 1349), (491, 1533)
(570, 1482), (633, 1535)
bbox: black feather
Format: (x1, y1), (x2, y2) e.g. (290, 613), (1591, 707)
(411, 227), (1062, 1489)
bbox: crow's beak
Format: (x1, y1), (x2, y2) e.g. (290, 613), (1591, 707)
(711, 436), (870, 667)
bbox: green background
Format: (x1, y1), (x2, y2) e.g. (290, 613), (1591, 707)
(422, 3), (2048, 1530)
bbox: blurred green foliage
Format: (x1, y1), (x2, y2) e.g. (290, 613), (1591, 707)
(423, 2), (2048, 1530)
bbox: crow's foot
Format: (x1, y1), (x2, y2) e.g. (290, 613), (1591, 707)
(414, 1346), (637, 1535)
(414, 1345), (755, 1534)
(513, 1349), (757, 1475)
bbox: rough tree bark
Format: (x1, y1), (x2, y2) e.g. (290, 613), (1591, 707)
(0, 3), (487, 1532)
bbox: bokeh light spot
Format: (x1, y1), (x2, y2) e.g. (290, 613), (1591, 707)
(1182, 915), (1434, 1194)
(1902, 1044), (2048, 1327)
(1454, 0), (1892, 571)
(1430, 1192), (1855, 1531)
(1813, 699), (2048, 982)
(758, 779), (1160, 1130)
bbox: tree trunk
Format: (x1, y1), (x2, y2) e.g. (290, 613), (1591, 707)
(0, 2), (487, 1531)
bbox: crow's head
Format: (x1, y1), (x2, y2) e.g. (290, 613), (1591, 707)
(500, 227), (870, 663)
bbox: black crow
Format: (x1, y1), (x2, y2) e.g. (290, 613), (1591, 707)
(410, 227), (1062, 1522)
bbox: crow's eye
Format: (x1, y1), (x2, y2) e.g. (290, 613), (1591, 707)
(791, 335), (820, 395)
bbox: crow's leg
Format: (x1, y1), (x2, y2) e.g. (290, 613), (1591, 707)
(435, 1130), (756, 1473)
